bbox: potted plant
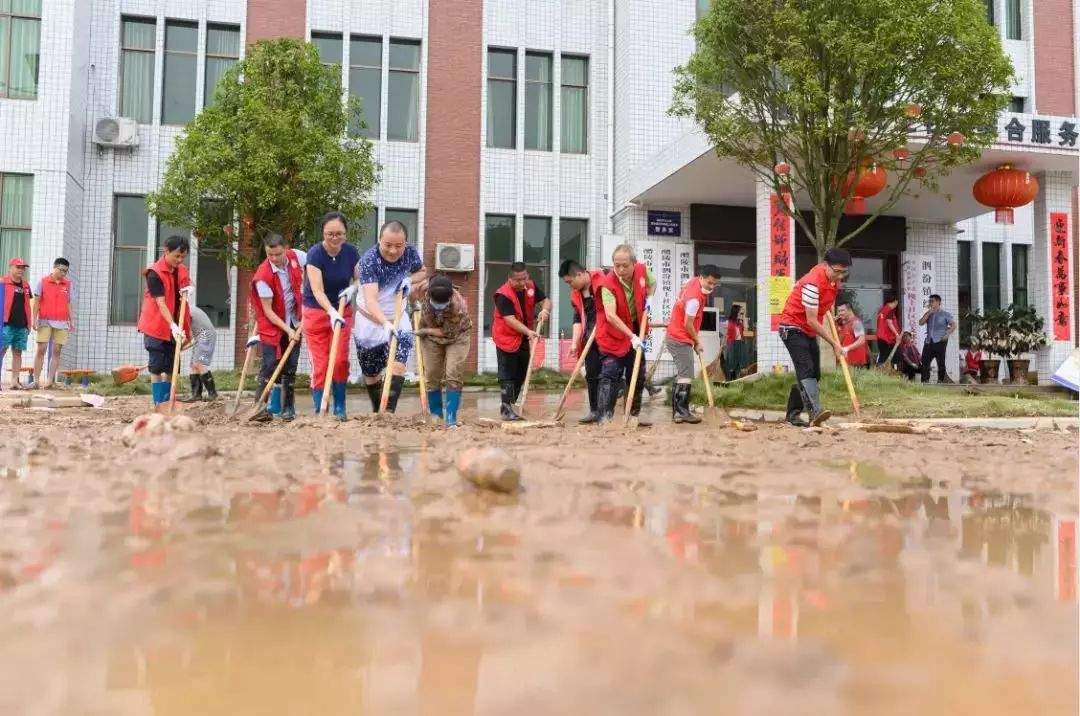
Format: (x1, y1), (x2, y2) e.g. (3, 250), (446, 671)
(968, 309), (1009, 383)
(1003, 304), (1048, 384)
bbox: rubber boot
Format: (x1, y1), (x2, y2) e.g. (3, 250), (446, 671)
(798, 378), (831, 426)
(500, 381), (523, 421)
(268, 384), (282, 415)
(249, 378), (274, 423)
(386, 375), (405, 413)
(595, 378), (616, 424)
(578, 379), (600, 424)
(312, 388), (324, 415)
(366, 382), (382, 412)
(331, 381), (348, 421)
(427, 390), (444, 419)
(444, 390), (462, 427)
(178, 374), (202, 403)
(202, 371), (219, 400)
(151, 381), (168, 406)
(279, 377), (296, 421)
(672, 383), (701, 424)
(785, 385), (808, 427)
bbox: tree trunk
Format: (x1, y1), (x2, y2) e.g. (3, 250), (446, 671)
(232, 217), (257, 367)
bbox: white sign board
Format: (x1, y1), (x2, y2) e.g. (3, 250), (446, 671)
(901, 253), (934, 346)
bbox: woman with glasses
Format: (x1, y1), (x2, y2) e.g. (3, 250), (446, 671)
(302, 211), (360, 419)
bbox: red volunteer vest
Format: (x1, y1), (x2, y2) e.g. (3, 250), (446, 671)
(779, 264), (840, 336)
(839, 318), (869, 365)
(568, 269), (605, 353)
(1, 278), (32, 326)
(876, 304), (898, 343)
(666, 277), (707, 346)
(37, 275), (72, 322)
(136, 257), (192, 342)
(251, 250), (304, 350)
(595, 262), (648, 358)
(492, 280), (537, 353)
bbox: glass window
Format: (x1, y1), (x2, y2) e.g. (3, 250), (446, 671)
(161, 20), (198, 124)
(120, 17), (156, 123)
(349, 36), (382, 139)
(483, 215), (515, 335)
(0, 0), (41, 100)
(957, 240), (972, 315)
(696, 0), (712, 20)
(1008, 96), (1025, 113)
(384, 208), (418, 246)
(524, 217), (552, 334)
(204, 24), (239, 108)
(985, 0), (995, 25)
(982, 242), (1002, 311)
(311, 32), (342, 87)
(387, 40), (420, 142)
(558, 219), (587, 337)
(561, 56), (588, 154)
(110, 196), (149, 324)
(0, 173), (32, 269)
(352, 209), (378, 255)
(524, 53), (552, 151)
(1005, 0), (1022, 40)
(1011, 244), (1029, 308)
(155, 221), (189, 266)
(196, 246), (230, 327)
(487, 49), (516, 149)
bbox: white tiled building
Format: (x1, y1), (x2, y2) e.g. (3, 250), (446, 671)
(0, 0), (1076, 382)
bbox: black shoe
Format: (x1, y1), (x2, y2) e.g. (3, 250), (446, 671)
(500, 380), (523, 421)
(202, 372), (219, 400)
(278, 376), (296, 421)
(810, 409), (832, 427)
(785, 412), (809, 428)
(366, 382), (383, 412)
(386, 375), (405, 413)
(178, 374), (203, 403)
(672, 384), (701, 424)
(596, 378), (616, 424)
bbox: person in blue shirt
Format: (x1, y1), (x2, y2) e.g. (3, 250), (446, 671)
(918, 293), (957, 383)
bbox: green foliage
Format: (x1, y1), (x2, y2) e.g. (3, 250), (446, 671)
(147, 39), (378, 266)
(671, 0), (1014, 255)
(969, 304), (1048, 358)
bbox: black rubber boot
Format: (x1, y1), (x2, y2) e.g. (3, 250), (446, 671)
(366, 382), (382, 412)
(672, 383), (701, 424)
(785, 385), (807, 426)
(596, 378), (616, 424)
(202, 371), (219, 400)
(386, 375), (405, 413)
(578, 379), (601, 424)
(500, 381), (523, 421)
(279, 377), (296, 421)
(178, 374), (202, 403)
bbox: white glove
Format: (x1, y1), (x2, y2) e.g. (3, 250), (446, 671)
(170, 323), (185, 343)
(328, 308), (345, 329)
(631, 336), (643, 351)
(382, 320), (396, 338)
(338, 284), (359, 303)
(179, 285), (194, 299)
(246, 334), (260, 348)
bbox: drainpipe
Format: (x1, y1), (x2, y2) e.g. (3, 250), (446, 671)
(607, 0), (616, 233)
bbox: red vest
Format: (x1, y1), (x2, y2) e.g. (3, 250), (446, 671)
(492, 280), (536, 353)
(136, 257), (192, 342)
(250, 251), (303, 349)
(666, 277), (707, 346)
(876, 304), (898, 343)
(595, 262), (648, 358)
(839, 318), (869, 365)
(779, 264), (839, 336)
(568, 269), (605, 353)
(37, 275), (72, 322)
(1, 278), (32, 326)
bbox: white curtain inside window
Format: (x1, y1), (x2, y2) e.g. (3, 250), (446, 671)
(0, 174), (33, 272)
(7, 16), (39, 99)
(121, 20), (155, 123)
(525, 55), (551, 151)
(388, 70), (419, 141)
(561, 87), (587, 154)
(110, 197), (148, 324)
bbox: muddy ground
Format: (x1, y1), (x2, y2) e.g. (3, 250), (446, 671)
(0, 395), (1077, 715)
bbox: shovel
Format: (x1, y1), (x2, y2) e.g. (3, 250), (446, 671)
(825, 311), (862, 420)
(112, 364), (146, 386)
(247, 332), (301, 422)
(377, 287), (407, 413)
(622, 316), (651, 427)
(412, 305), (431, 422)
(877, 338), (901, 375)
(167, 293), (190, 414)
(230, 324), (258, 416)
(319, 296), (349, 417)
(514, 315), (547, 417)
(551, 326), (596, 422)
(696, 346), (729, 426)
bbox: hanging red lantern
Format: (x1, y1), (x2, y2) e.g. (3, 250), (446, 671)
(913, 166), (928, 178)
(972, 164), (1039, 224)
(905, 103), (923, 119)
(842, 163), (887, 214)
(223, 224), (235, 237)
(947, 131), (965, 148)
(774, 162), (791, 176)
(892, 147), (911, 162)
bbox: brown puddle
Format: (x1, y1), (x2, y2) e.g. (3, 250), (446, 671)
(0, 398), (1076, 714)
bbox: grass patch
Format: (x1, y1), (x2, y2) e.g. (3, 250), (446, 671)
(691, 370), (1078, 419)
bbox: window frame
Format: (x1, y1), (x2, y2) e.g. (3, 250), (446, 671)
(0, 0), (42, 100)
(560, 54), (589, 154)
(161, 19), (200, 125)
(483, 214), (517, 336)
(524, 51), (553, 151)
(1011, 244), (1029, 308)
(203, 23), (240, 109)
(981, 241), (1002, 311)
(1005, 0), (1022, 40)
(109, 194), (150, 325)
(387, 38), (421, 143)
(348, 34), (383, 139)
(0, 173), (33, 269)
(486, 48), (518, 150)
(118, 15), (157, 123)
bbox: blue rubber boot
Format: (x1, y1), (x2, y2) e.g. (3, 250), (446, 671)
(268, 385), (282, 415)
(151, 381), (168, 406)
(444, 390), (462, 427)
(312, 388), (323, 415)
(427, 390), (444, 419)
(331, 381), (348, 421)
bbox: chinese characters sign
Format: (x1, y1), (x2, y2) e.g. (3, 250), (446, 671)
(1001, 115), (1078, 148)
(768, 194), (793, 330)
(647, 210), (682, 237)
(901, 253), (934, 347)
(1050, 212), (1072, 341)
(636, 239), (693, 360)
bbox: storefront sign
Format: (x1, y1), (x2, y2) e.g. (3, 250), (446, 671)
(647, 210), (681, 237)
(1050, 212), (1072, 341)
(901, 253), (934, 346)
(768, 194), (793, 330)
(1000, 114), (1078, 148)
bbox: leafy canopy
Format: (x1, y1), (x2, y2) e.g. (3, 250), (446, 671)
(671, 0), (1014, 254)
(148, 38), (377, 266)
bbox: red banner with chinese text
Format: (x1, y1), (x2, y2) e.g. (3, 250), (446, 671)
(1050, 212), (1072, 341)
(769, 193), (792, 330)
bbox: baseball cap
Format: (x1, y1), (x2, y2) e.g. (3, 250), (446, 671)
(8, 257), (28, 268)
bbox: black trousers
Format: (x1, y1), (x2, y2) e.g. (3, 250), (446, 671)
(600, 349), (645, 409)
(876, 339), (896, 366)
(920, 340), (948, 382)
(496, 344), (531, 389)
(259, 334), (300, 384)
(583, 342), (602, 381)
(780, 326), (820, 414)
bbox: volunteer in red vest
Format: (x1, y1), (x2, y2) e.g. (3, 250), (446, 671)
(0, 257), (33, 390)
(664, 264), (722, 424)
(30, 258), (74, 390)
(875, 292), (900, 367)
(250, 233), (305, 422)
(559, 258), (606, 423)
(136, 235), (192, 408)
(777, 247), (852, 427)
(836, 301), (870, 368)
(595, 244), (656, 425)
(492, 261), (551, 421)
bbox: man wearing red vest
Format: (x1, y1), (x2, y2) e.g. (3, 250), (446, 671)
(777, 247), (852, 426)
(137, 235), (193, 408)
(559, 259), (606, 423)
(836, 301), (870, 368)
(664, 264), (722, 424)
(492, 261), (551, 421)
(250, 234), (306, 422)
(0, 257), (33, 390)
(875, 292), (900, 367)
(31, 258), (75, 389)
(595, 244), (656, 425)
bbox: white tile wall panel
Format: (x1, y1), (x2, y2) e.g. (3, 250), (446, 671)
(906, 220), (961, 381)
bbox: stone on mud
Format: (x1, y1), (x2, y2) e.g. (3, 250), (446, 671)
(121, 413), (197, 446)
(456, 447), (522, 494)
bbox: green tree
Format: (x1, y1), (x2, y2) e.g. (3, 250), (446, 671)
(671, 0), (1013, 257)
(148, 38), (378, 265)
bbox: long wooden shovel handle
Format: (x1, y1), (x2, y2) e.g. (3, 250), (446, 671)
(256, 333), (300, 405)
(231, 322), (257, 413)
(515, 315), (546, 414)
(883, 336), (901, 365)
(825, 311), (861, 419)
(622, 316), (651, 424)
(320, 297), (348, 416)
(697, 348), (716, 409)
(378, 289), (406, 413)
(552, 325), (596, 420)
(168, 294), (190, 413)
(412, 307), (429, 415)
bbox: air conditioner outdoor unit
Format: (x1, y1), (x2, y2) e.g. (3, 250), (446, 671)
(93, 117), (140, 148)
(435, 243), (475, 272)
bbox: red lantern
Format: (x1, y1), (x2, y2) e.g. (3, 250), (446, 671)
(892, 147), (911, 162)
(848, 128), (866, 142)
(842, 163), (887, 214)
(972, 164), (1039, 224)
(223, 224), (235, 237)
(905, 103), (923, 119)
(913, 166), (928, 178)
(947, 131), (965, 148)
(774, 162), (791, 176)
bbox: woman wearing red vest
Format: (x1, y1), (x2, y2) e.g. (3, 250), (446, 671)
(836, 301), (870, 367)
(664, 265), (722, 424)
(30, 258), (74, 389)
(136, 235), (192, 408)
(875, 292), (900, 367)
(776, 247), (851, 426)
(249, 234), (306, 422)
(595, 244), (655, 425)
(558, 259), (606, 423)
(491, 262), (551, 420)
(0, 257), (33, 390)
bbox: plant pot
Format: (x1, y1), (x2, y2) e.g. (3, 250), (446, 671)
(1007, 359), (1030, 385)
(978, 359), (1000, 384)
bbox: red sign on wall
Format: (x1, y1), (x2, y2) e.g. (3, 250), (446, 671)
(769, 193), (792, 330)
(1050, 212), (1072, 341)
